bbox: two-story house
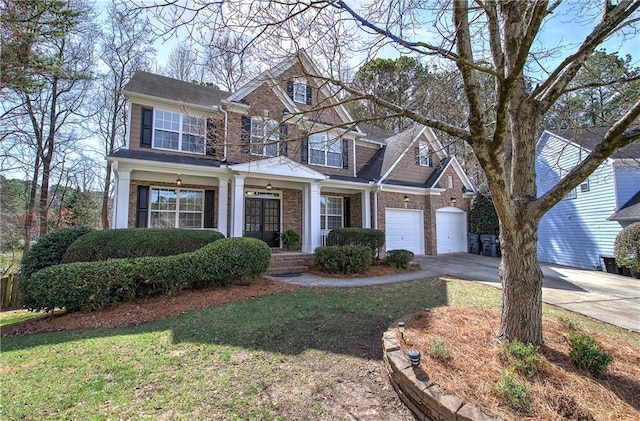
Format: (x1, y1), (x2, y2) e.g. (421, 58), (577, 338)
(108, 51), (476, 255)
(536, 127), (640, 270)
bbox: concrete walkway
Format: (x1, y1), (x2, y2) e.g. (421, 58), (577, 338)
(270, 253), (640, 333)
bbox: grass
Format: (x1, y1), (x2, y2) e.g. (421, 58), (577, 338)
(0, 310), (43, 327)
(1, 277), (637, 420)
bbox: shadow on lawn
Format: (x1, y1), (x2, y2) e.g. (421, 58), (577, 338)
(1, 278), (450, 361)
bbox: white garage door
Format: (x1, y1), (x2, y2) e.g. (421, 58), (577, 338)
(436, 209), (467, 254)
(385, 208), (424, 254)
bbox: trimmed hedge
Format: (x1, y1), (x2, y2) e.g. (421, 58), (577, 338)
(315, 245), (372, 274)
(62, 228), (225, 263)
(326, 228), (385, 258)
(385, 249), (415, 269)
(20, 226), (93, 279)
(20, 237), (271, 313)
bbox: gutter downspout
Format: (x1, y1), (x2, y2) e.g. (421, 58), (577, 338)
(221, 107), (228, 161)
(373, 183), (380, 229)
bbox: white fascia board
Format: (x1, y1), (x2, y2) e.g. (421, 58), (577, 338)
(377, 183), (444, 196)
(221, 99), (250, 115)
(108, 156), (230, 178)
(321, 178), (373, 190)
(423, 126), (448, 160)
(230, 155), (328, 181)
(122, 91), (220, 114)
(449, 156), (476, 192)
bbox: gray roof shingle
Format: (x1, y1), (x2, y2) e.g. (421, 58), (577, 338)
(123, 71), (230, 108)
(548, 126), (640, 159)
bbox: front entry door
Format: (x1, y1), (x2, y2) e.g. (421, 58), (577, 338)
(244, 198), (280, 247)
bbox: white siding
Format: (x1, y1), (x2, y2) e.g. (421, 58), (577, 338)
(536, 133), (623, 269)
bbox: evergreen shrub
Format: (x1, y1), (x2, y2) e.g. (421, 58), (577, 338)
(315, 245), (372, 274)
(326, 228), (385, 258)
(62, 228), (225, 263)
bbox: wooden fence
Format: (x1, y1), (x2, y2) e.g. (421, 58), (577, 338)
(1, 273), (20, 308)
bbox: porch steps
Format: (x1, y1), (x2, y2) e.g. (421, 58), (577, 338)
(266, 252), (315, 275)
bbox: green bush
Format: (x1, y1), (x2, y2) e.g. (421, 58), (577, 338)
(426, 338), (449, 360)
(470, 185), (499, 235)
(495, 371), (531, 413)
(315, 245), (372, 274)
(385, 249), (414, 269)
(20, 226), (92, 279)
(20, 237), (271, 313)
(614, 222), (640, 275)
(502, 339), (544, 377)
(62, 228), (225, 263)
(326, 228), (385, 258)
(566, 331), (613, 377)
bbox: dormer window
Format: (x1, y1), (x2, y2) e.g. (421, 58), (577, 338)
(416, 141), (433, 167)
(287, 78), (312, 105)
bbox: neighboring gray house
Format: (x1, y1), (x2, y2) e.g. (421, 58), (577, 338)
(535, 127), (640, 270)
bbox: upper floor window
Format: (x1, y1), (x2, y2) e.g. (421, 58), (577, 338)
(310, 133), (342, 167)
(417, 141), (432, 167)
(153, 110), (205, 154)
(149, 188), (204, 228)
(293, 78), (307, 103)
(251, 116), (279, 156)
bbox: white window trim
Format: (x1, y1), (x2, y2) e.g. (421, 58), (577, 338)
(293, 78), (307, 104)
(152, 109), (206, 155)
(309, 133), (342, 168)
(250, 116), (279, 157)
(320, 195), (343, 230)
(418, 141), (432, 167)
(149, 187), (205, 229)
(580, 178), (590, 193)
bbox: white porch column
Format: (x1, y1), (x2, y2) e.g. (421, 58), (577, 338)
(230, 175), (245, 238)
(309, 182), (321, 251)
(217, 176), (229, 237)
(302, 184), (311, 253)
(362, 189), (371, 228)
(113, 169), (131, 229)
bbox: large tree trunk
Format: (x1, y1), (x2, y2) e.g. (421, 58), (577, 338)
(498, 218), (544, 345)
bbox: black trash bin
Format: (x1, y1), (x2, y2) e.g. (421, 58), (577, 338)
(467, 233), (480, 254)
(480, 234), (499, 257)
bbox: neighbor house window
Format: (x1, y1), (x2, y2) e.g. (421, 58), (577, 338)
(309, 133), (342, 167)
(150, 188), (203, 228)
(320, 196), (343, 230)
(153, 110), (205, 154)
(563, 188), (577, 200)
(418, 141), (432, 166)
(250, 117), (279, 156)
(580, 178), (590, 193)
(293, 78), (307, 103)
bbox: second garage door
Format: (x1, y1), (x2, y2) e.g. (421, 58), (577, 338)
(385, 208), (424, 255)
(436, 209), (467, 254)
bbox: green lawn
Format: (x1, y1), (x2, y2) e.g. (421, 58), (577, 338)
(1, 278), (636, 420)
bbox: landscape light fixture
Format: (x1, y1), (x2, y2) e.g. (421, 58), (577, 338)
(176, 174), (182, 186)
(408, 349), (421, 366)
(398, 321), (405, 334)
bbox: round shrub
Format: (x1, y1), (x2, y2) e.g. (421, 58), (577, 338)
(20, 226), (92, 279)
(194, 237), (271, 287)
(614, 222), (640, 275)
(62, 228), (225, 263)
(326, 228), (385, 259)
(20, 237), (271, 313)
(385, 249), (415, 269)
(315, 245), (372, 274)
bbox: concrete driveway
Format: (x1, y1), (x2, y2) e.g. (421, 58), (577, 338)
(414, 254), (640, 333)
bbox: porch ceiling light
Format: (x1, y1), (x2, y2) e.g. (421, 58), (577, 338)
(176, 174), (182, 186)
(266, 181), (273, 190)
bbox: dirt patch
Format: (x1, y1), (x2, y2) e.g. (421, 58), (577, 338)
(400, 307), (640, 420)
(1, 277), (296, 337)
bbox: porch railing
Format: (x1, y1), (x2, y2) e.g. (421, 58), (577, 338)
(320, 229), (331, 247)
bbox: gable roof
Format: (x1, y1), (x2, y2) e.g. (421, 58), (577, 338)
(123, 71), (229, 109)
(547, 127), (640, 159)
(609, 190), (640, 221)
